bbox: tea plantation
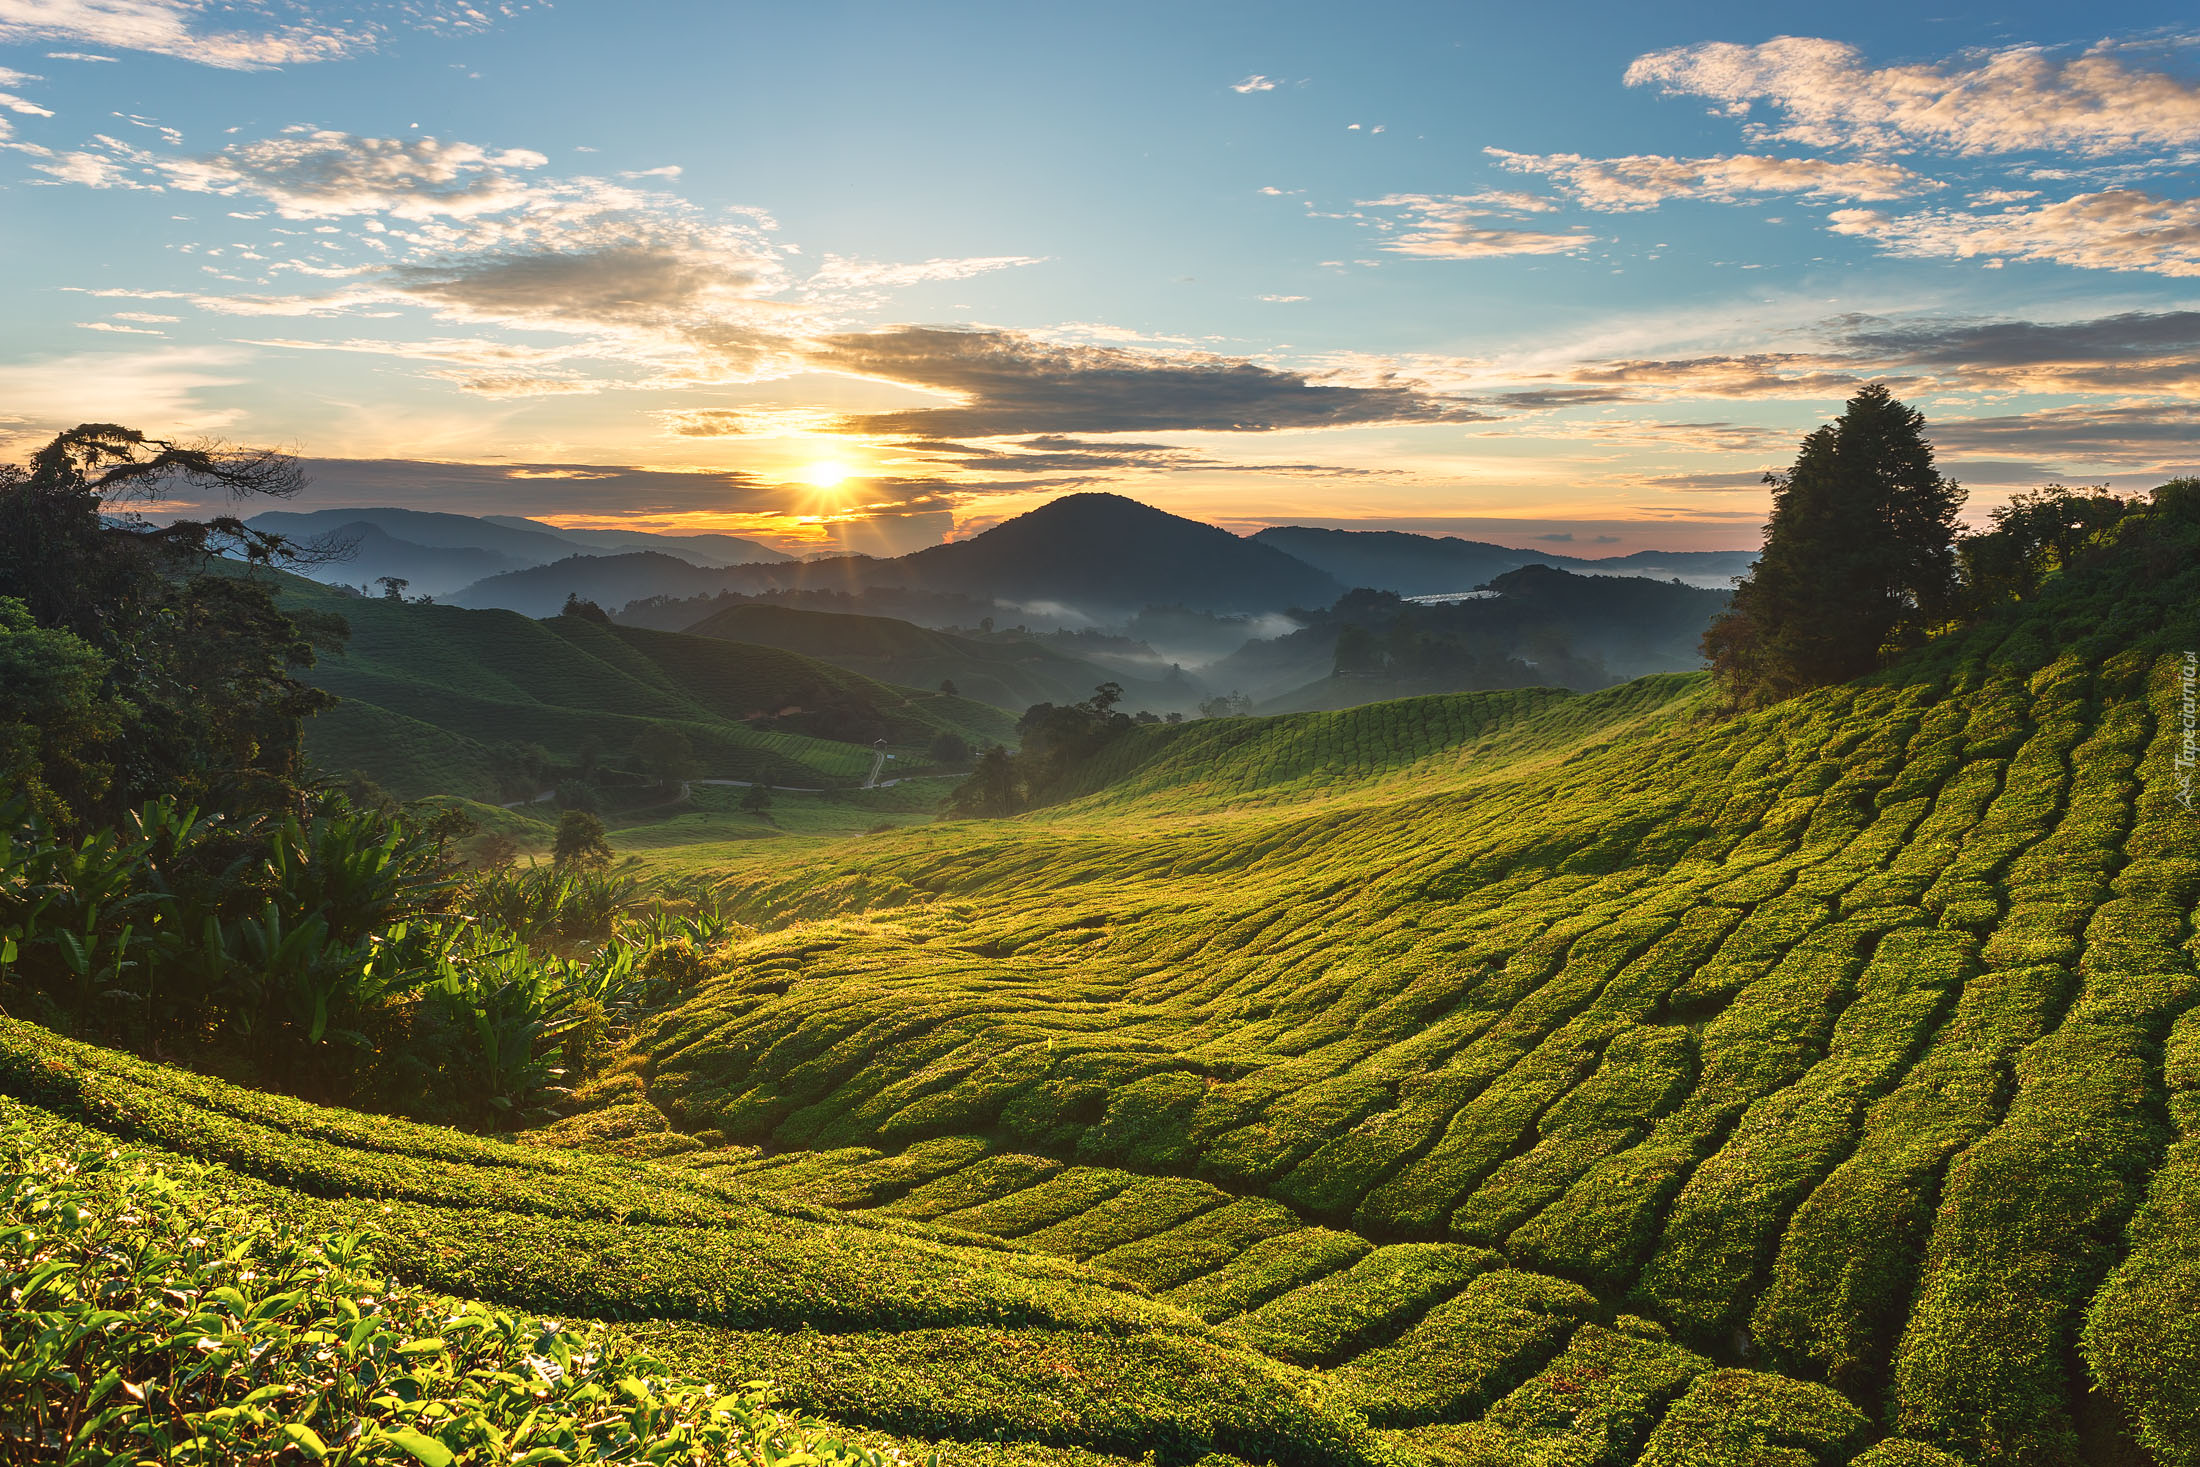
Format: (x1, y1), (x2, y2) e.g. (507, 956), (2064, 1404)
(548, 493), (2200, 1465)
(7, 493), (2198, 1465)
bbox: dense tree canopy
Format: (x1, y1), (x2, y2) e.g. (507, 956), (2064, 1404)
(1704, 386), (1963, 706)
(0, 424), (344, 824)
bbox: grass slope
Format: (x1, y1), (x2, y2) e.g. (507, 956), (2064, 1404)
(281, 577), (1013, 799)
(571, 492), (2200, 1466)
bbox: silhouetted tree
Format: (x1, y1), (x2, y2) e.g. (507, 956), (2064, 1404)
(376, 576), (410, 601)
(561, 593), (611, 624)
(488, 740), (555, 802)
(1704, 385), (1963, 707)
(0, 423), (344, 823)
(1334, 623), (1385, 676)
(474, 832), (521, 870)
(1198, 692), (1253, 718)
(739, 783), (773, 815)
(1957, 484), (2133, 611)
(928, 731), (972, 767)
(938, 678), (959, 697)
(552, 809), (613, 869)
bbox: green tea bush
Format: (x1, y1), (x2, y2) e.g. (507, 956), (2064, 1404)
(1330, 1269), (1595, 1427)
(1085, 1195), (1304, 1291)
(1226, 1242), (1495, 1366)
(1165, 1228), (1372, 1323)
(1750, 963), (2065, 1396)
(1890, 994), (2177, 1463)
(1020, 1175), (1230, 1259)
(0, 1105), (898, 1466)
(634, 1322), (1384, 1467)
(2080, 1005), (2200, 1467)
(1632, 1369), (1868, 1467)
(1418, 1324), (1708, 1467)
(877, 1153), (1066, 1219)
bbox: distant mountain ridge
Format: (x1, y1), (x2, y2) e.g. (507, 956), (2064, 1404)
(476, 515), (791, 566)
(446, 551), (757, 619)
(1251, 525), (1755, 596)
(454, 492), (1344, 620)
(296, 494), (1756, 626)
(246, 507), (786, 598)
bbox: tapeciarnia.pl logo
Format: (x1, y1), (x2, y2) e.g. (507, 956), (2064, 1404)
(2179, 650), (2197, 812)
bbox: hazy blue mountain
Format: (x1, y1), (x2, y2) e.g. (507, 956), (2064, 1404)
(446, 551), (744, 618)
(1251, 525), (1755, 596)
(247, 506), (787, 598)
(478, 516), (789, 566)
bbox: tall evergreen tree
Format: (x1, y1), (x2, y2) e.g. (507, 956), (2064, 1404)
(1704, 385), (1963, 706)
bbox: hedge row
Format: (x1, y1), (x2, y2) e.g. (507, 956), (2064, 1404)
(1633, 1369), (1869, 1467)
(1087, 1194), (1305, 1291)
(1890, 980), (2188, 1463)
(1749, 962), (2067, 1396)
(1226, 1242), (1495, 1366)
(1329, 1268), (1597, 1427)
(1166, 1227), (1373, 1323)
(2080, 1004), (2200, 1467)
(1633, 925), (1971, 1343)
(1401, 1323), (1709, 1467)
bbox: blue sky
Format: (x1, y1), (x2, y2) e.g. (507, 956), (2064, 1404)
(3, 1), (2199, 554)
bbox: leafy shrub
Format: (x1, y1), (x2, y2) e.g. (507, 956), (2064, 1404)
(1329, 1269), (1596, 1427)
(1423, 1324), (1709, 1467)
(0, 1105), (900, 1466)
(1165, 1228), (1372, 1323)
(1226, 1242), (1495, 1366)
(1633, 1369), (1868, 1467)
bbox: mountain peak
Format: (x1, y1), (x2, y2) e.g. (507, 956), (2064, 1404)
(890, 493), (1339, 614)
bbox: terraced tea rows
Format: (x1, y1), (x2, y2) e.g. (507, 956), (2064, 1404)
(586, 505), (2200, 1467)
(2, 1019), (1924, 1467)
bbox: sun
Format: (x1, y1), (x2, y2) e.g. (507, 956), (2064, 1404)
(796, 459), (855, 490)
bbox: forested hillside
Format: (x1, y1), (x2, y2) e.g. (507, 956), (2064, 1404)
(684, 600), (1194, 713)
(281, 576), (1013, 799)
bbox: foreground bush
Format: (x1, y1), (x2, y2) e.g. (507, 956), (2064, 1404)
(0, 1108), (901, 1465)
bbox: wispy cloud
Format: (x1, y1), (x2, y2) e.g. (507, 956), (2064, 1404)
(1487, 148), (1939, 212)
(1358, 193), (1592, 259)
(0, 64), (53, 134)
(0, 0), (513, 71)
(26, 126), (1045, 397)
(1828, 189), (2200, 278)
(1231, 74), (1277, 93)
(57, 129), (561, 218)
(1627, 36), (2200, 158)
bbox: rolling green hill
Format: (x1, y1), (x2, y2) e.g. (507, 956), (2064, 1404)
(542, 487), (2200, 1465)
(279, 578), (1014, 800)
(684, 601), (1196, 713)
(15, 495), (2199, 1465)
